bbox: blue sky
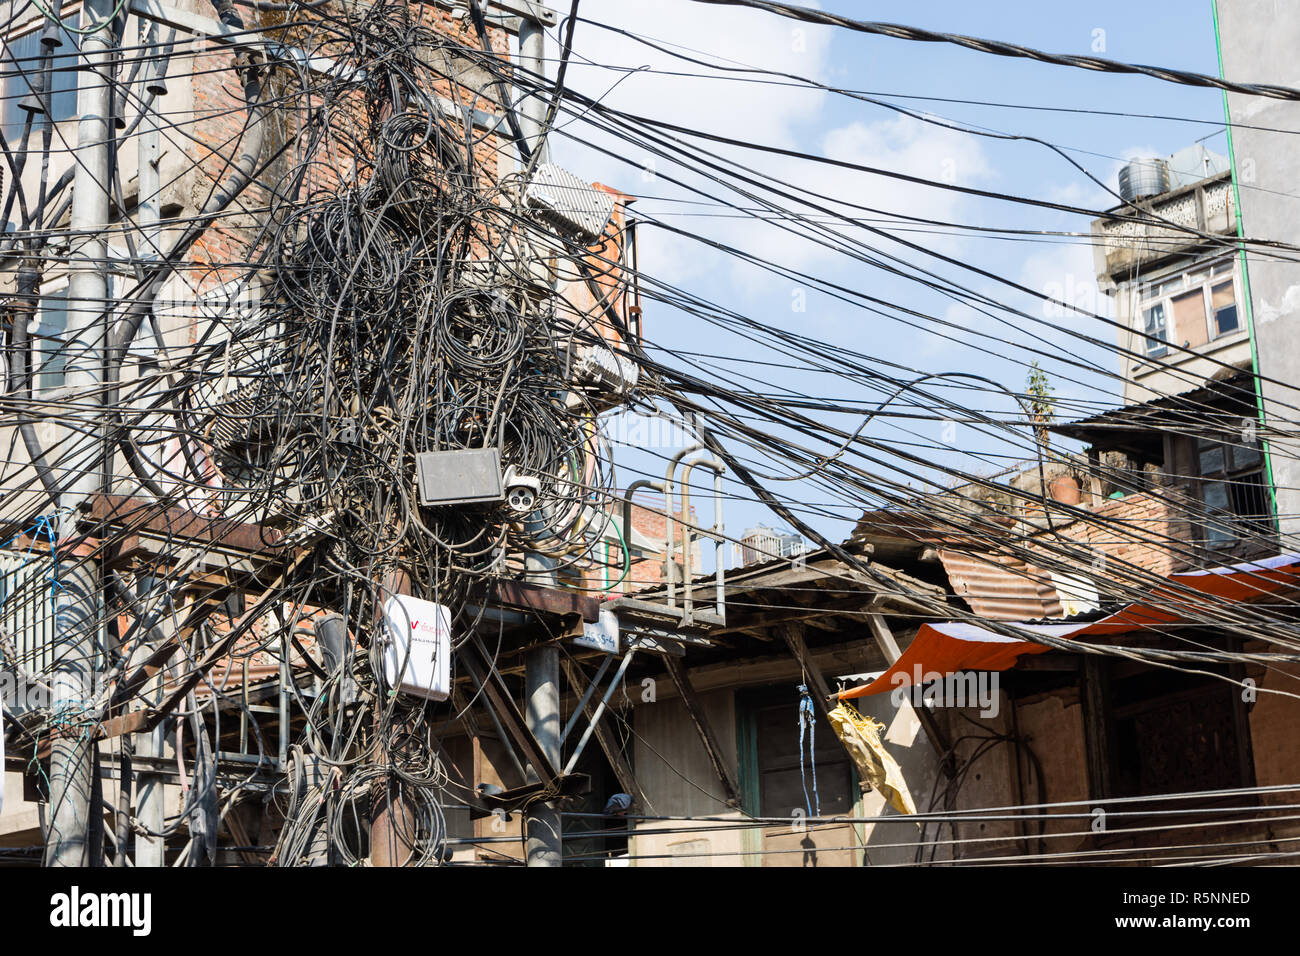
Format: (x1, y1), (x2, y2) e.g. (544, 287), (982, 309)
(549, 1), (1233, 566)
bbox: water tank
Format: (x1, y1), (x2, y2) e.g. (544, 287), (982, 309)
(1118, 158), (1171, 202)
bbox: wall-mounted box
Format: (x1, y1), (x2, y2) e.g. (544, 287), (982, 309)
(381, 594), (452, 701)
(415, 447), (504, 506)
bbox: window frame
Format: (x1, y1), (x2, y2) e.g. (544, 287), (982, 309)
(1, 10), (83, 142)
(1195, 434), (1272, 550)
(1136, 256), (1243, 357)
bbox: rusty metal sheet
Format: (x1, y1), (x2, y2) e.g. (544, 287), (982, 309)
(938, 548), (1063, 621)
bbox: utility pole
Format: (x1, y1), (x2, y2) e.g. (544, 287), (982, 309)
(44, 0), (117, 868)
(517, 12), (562, 867)
(132, 577), (169, 866)
(370, 567), (416, 866)
(130, 22), (170, 869)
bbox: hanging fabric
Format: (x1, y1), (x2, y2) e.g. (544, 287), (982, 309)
(797, 684), (820, 818)
(827, 701), (917, 815)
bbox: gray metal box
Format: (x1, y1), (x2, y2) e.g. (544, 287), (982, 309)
(525, 163), (617, 245)
(416, 448), (504, 506)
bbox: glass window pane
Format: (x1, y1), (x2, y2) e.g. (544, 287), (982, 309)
(1142, 304), (1167, 355)
(48, 41), (78, 123)
(1203, 481), (1229, 510)
(34, 289), (68, 389)
(2, 21), (80, 140)
(1231, 442), (1262, 471)
(1, 31), (40, 139)
(1214, 304), (1238, 335)
(1211, 282), (1238, 335)
(1198, 442), (1226, 476)
(1203, 481), (1234, 547)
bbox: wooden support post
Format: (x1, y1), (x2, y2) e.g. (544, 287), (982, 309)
(369, 758), (415, 867)
(776, 622), (833, 723)
(1080, 655), (1112, 802)
(662, 655), (741, 808)
(866, 613), (904, 664)
(866, 613), (955, 768)
(560, 658), (650, 812)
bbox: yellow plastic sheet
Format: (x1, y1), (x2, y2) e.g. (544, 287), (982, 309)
(827, 701), (917, 815)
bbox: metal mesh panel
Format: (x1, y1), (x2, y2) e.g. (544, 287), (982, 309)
(0, 549), (57, 714)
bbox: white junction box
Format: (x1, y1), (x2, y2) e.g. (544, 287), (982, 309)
(382, 594), (452, 701)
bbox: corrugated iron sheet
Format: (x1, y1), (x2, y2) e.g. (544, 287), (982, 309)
(938, 548), (1063, 621)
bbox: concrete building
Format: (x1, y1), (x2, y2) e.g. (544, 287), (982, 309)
(1215, 0), (1300, 540)
(1081, 143), (1273, 563)
(739, 524), (804, 566)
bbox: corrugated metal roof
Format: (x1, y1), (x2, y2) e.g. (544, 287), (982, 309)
(938, 548), (1064, 622)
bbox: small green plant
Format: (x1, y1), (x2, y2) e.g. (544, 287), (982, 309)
(1026, 361), (1056, 447)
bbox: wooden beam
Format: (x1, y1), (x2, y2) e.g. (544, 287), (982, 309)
(866, 613), (904, 663)
(486, 580), (600, 623)
(560, 658), (651, 813)
(1080, 656), (1112, 801)
(775, 623), (834, 723)
(661, 656), (741, 808)
(711, 591), (870, 639)
(862, 613), (955, 767)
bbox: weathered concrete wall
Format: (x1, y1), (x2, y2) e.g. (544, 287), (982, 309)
(630, 686), (748, 865)
(1217, 0), (1300, 539)
(628, 637), (948, 866)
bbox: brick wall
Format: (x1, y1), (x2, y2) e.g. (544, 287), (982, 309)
(1025, 487), (1191, 593)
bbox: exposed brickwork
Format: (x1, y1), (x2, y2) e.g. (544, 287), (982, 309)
(1027, 488), (1187, 584)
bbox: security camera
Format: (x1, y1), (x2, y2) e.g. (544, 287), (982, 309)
(502, 466), (541, 515)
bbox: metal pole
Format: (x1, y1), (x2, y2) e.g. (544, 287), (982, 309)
(62, 0), (113, 507)
(45, 0), (116, 869)
(517, 14), (548, 165)
(524, 644), (561, 866)
(43, 561), (99, 866)
(517, 13), (562, 867)
(133, 577), (169, 866)
(131, 21), (169, 869)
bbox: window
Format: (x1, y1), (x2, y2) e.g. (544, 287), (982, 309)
(1171, 289), (1207, 348)
(1137, 258), (1242, 358)
(32, 286), (68, 389)
(1105, 663), (1251, 802)
(740, 687), (855, 818)
(2, 18), (80, 141)
(1196, 435), (1272, 549)
(1141, 303), (1168, 357)
(1211, 280), (1238, 336)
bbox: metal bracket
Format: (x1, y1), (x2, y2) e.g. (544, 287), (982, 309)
(561, 649), (635, 775)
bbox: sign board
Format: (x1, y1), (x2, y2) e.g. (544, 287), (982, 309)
(574, 607), (619, 654)
(381, 594), (452, 701)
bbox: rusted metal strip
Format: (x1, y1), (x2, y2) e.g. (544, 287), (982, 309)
(487, 579), (600, 623)
(88, 494), (286, 556)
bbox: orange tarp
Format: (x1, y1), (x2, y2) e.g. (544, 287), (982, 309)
(840, 553), (1300, 699)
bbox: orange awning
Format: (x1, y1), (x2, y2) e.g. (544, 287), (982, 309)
(840, 553), (1300, 699)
